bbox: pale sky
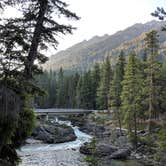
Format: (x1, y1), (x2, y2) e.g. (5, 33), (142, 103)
(3, 0), (166, 55)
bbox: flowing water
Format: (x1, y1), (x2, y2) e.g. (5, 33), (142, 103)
(18, 119), (146, 166)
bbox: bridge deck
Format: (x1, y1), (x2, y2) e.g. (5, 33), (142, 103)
(35, 108), (94, 115)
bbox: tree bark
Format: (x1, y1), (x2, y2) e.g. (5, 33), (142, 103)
(25, 0), (48, 79)
(134, 109), (138, 148)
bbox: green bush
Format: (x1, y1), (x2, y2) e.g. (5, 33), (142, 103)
(12, 106), (35, 148)
(84, 156), (99, 166)
(139, 134), (155, 147)
(158, 126), (166, 152)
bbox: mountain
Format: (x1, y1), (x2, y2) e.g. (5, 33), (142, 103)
(44, 20), (166, 72)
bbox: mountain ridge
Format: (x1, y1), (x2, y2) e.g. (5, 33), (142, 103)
(44, 20), (166, 72)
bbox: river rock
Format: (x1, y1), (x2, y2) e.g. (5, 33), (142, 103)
(95, 143), (118, 156)
(26, 138), (43, 144)
(109, 148), (131, 159)
(80, 143), (118, 156)
(79, 143), (93, 155)
(80, 123), (105, 136)
(32, 123), (77, 144)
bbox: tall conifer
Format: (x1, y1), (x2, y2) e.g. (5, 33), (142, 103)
(109, 51), (125, 133)
(121, 52), (141, 147)
(145, 30), (161, 132)
(97, 57), (112, 110)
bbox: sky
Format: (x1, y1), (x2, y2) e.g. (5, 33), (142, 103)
(3, 0), (166, 55)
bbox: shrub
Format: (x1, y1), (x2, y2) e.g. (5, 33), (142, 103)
(158, 126), (166, 152)
(84, 156), (99, 166)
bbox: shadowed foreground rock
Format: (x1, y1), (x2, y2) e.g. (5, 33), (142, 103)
(80, 143), (131, 159)
(0, 159), (12, 166)
(109, 148), (131, 159)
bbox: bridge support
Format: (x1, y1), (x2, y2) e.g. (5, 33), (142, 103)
(45, 113), (49, 121)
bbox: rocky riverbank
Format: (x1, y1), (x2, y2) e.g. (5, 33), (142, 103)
(19, 148), (87, 166)
(67, 113), (166, 166)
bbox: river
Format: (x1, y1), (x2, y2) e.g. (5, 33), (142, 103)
(18, 119), (145, 166)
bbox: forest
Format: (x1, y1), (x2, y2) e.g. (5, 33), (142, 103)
(36, 30), (166, 149)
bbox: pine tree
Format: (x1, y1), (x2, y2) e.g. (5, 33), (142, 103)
(121, 52), (142, 147)
(76, 75), (84, 108)
(76, 71), (93, 109)
(56, 68), (66, 108)
(64, 74), (79, 108)
(97, 57), (112, 110)
(137, 58), (149, 123)
(152, 7), (166, 20)
(48, 70), (57, 107)
(145, 30), (161, 132)
(160, 59), (166, 113)
(117, 51), (125, 75)
(109, 51), (125, 133)
(72, 73), (80, 108)
(91, 63), (101, 109)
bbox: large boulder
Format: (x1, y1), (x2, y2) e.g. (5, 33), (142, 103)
(80, 123), (105, 136)
(32, 123), (77, 143)
(95, 143), (118, 156)
(109, 148), (131, 159)
(79, 143), (93, 155)
(80, 143), (118, 157)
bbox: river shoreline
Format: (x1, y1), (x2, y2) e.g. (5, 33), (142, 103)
(19, 148), (87, 166)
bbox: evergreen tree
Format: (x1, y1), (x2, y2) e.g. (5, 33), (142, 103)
(76, 75), (84, 108)
(76, 71), (93, 109)
(72, 73), (80, 108)
(109, 51), (125, 133)
(56, 68), (66, 108)
(35, 71), (49, 108)
(96, 57), (112, 110)
(91, 63), (101, 109)
(121, 52), (142, 147)
(145, 30), (161, 132)
(117, 51), (126, 75)
(48, 70), (57, 107)
(0, 1), (79, 164)
(135, 50), (148, 122)
(35, 70), (57, 108)
(152, 7), (166, 20)
(160, 59), (166, 113)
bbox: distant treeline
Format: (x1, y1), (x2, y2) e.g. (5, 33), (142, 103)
(35, 59), (104, 109)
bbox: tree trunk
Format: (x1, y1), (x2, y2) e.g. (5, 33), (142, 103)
(25, 0), (48, 79)
(117, 107), (122, 135)
(148, 62), (153, 133)
(134, 109), (138, 148)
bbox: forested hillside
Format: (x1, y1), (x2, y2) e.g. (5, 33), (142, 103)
(44, 20), (166, 72)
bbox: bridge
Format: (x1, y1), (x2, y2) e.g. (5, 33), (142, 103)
(35, 108), (96, 120)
